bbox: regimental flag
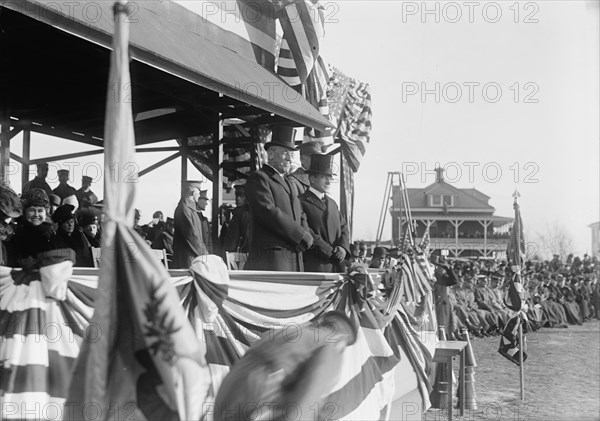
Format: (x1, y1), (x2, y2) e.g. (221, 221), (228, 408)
(66, 3), (210, 419)
(498, 194), (529, 366)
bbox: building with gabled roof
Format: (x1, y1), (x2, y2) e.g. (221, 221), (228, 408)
(392, 168), (513, 258)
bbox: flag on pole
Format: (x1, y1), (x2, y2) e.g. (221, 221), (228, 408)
(498, 193), (529, 366)
(419, 224), (431, 255)
(66, 3), (210, 419)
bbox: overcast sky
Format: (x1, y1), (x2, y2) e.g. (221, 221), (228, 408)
(8, 0), (599, 257)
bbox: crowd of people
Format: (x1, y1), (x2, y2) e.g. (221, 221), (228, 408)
(429, 254), (600, 340)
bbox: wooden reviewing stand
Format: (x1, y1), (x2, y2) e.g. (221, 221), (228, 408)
(433, 340), (468, 421)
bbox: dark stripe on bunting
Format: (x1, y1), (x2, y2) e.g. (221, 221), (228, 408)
(225, 296), (326, 319)
(0, 308), (46, 337)
(0, 351), (76, 397)
(204, 332), (241, 367)
(58, 302), (85, 338)
(66, 281), (96, 307)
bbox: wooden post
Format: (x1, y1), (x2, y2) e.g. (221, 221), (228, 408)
(0, 120), (11, 186)
(180, 137), (188, 181)
(212, 118), (224, 251)
(21, 130), (31, 188)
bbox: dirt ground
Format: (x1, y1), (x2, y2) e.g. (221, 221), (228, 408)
(424, 320), (600, 421)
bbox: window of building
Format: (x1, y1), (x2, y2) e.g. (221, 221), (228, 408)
(429, 194), (453, 207)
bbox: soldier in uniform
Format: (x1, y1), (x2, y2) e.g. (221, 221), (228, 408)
(75, 175), (99, 208)
(298, 153), (349, 273)
(22, 162), (53, 198)
(173, 181), (208, 269)
(245, 126), (313, 271)
(196, 189), (213, 254)
(52, 169), (77, 201)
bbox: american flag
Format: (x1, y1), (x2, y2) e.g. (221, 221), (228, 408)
(419, 224), (431, 255)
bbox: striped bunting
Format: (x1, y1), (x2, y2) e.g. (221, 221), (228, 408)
(173, 257), (434, 420)
(236, 0), (278, 71)
(0, 266), (97, 420)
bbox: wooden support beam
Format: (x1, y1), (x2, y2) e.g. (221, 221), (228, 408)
(9, 127), (22, 141)
(21, 131), (31, 187)
(9, 153), (25, 165)
(28, 149), (104, 165)
(138, 152), (181, 178)
(181, 137), (188, 182)
(212, 119), (224, 251)
(13, 121), (104, 147)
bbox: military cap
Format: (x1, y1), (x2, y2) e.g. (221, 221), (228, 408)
(181, 180), (203, 190)
(82, 175), (93, 183)
(57, 169), (69, 176)
(198, 190), (209, 200)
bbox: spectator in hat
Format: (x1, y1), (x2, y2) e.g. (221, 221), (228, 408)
(53, 169), (77, 201)
(143, 210), (165, 243)
(173, 181), (208, 269)
(0, 184), (22, 265)
(196, 190), (213, 253)
(298, 153), (349, 273)
(51, 204), (93, 267)
(48, 194), (61, 218)
(78, 209), (100, 248)
(152, 217), (175, 257)
(245, 126), (313, 271)
(76, 175), (99, 208)
(223, 183), (250, 253)
(369, 247), (388, 269)
(22, 162), (53, 198)
(8, 188), (55, 269)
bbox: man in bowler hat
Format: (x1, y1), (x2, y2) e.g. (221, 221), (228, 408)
(173, 181), (208, 268)
(245, 125), (313, 271)
(298, 153), (349, 272)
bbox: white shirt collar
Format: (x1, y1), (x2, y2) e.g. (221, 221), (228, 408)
(309, 187), (325, 200)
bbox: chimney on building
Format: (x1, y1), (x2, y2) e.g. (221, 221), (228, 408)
(435, 167), (444, 183)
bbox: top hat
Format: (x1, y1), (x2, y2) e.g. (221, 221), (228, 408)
(82, 176), (93, 183)
(306, 153), (336, 176)
(52, 204), (76, 225)
(297, 140), (325, 156)
(265, 125), (298, 151)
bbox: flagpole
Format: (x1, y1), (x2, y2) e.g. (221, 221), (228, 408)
(513, 190), (525, 401)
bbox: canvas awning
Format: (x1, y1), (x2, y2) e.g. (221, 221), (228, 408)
(0, 0), (331, 147)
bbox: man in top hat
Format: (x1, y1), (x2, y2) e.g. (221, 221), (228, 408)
(223, 183), (250, 253)
(23, 162), (53, 198)
(173, 181), (208, 269)
(288, 140), (324, 195)
(245, 125), (313, 271)
(196, 190), (213, 254)
(53, 169), (77, 201)
(76, 175), (99, 208)
(298, 153), (349, 273)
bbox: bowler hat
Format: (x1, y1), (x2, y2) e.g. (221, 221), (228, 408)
(52, 204), (75, 225)
(49, 194), (61, 207)
(373, 247), (387, 259)
(306, 153), (336, 176)
(265, 125), (298, 151)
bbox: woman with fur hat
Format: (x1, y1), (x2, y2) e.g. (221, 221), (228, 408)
(52, 204), (94, 267)
(8, 188), (55, 269)
(0, 184), (22, 265)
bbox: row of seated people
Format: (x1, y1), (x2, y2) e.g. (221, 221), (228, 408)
(432, 259), (600, 340)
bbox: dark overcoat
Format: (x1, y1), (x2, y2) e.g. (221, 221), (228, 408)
(245, 165), (310, 271)
(298, 190), (349, 273)
(173, 199), (207, 269)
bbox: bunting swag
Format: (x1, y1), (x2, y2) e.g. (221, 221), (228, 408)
(0, 266), (97, 420)
(175, 257), (434, 420)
